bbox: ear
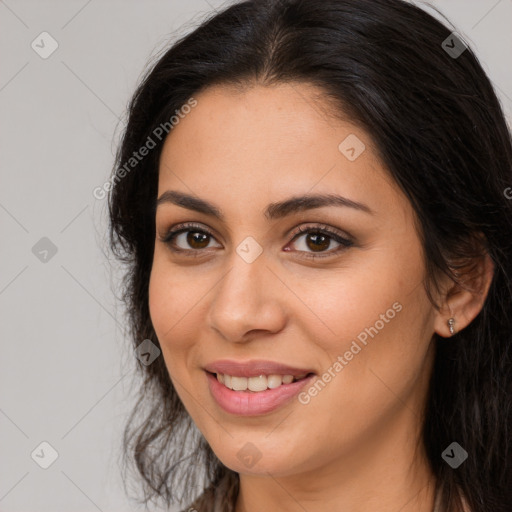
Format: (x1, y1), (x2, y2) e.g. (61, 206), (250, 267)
(433, 249), (495, 338)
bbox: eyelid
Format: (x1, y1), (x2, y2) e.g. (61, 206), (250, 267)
(288, 223), (353, 243)
(159, 222), (222, 252)
(160, 221), (354, 257)
(286, 223), (354, 258)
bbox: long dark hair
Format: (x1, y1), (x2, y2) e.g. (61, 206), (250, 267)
(108, 1), (512, 510)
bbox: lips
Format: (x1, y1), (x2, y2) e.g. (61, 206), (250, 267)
(205, 371), (316, 415)
(203, 359), (316, 378)
(203, 359), (317, 415)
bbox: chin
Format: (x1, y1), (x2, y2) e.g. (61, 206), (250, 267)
(211, 439), (308, 477)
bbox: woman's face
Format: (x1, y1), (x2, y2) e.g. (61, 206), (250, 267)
(149, 82), (444, 478)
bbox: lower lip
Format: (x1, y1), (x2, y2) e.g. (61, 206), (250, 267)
(206, 371), (315, 416)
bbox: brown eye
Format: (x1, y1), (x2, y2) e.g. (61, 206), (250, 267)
(162, 223), (221, 252)
(304, 232), (330, 252)
(186, 231), (210, 249)
(287, 225), (354, 259)
(161, 222), (353, 259)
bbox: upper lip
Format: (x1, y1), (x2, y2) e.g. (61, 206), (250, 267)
(204, 359), (316, 378)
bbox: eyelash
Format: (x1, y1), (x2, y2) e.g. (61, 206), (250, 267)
(160, 222), (354, 259)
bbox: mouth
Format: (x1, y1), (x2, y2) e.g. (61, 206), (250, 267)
(207, 371), (315, 392)
(205, 370), (317, 416)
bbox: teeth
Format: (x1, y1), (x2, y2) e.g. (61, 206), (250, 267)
(248, 375), (268, 392)
(231, 376), (248, 391)
(215, 372), (309, 392)
(267, 374), (283, 389)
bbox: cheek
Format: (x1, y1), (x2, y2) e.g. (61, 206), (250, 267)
(290, 262), (412, 356)
(293, 244), (432, 421)
(148, 258), (191, 365)
(148, 267), (197, 414)
(148, 254), (214, 384)
(148, 262), (173, 340)
(325, 242), (424, 346)
(322, 293), (430, 415)
(292, 297), (432, 465)
(149, 251), (197, 337)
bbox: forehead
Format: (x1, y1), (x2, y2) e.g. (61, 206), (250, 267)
(160, 82), (355, 164)
(157, 82), (407, 223)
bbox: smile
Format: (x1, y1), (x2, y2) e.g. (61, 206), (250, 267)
(205, 371), (316, 416)
(215, 372), (310, 392)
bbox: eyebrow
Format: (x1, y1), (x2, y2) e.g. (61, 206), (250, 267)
(155, 190), (374, 220)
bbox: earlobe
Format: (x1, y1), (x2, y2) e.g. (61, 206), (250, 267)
(434, 251), (494, 338)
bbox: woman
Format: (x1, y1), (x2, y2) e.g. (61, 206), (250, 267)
(108, 0), (512, 511)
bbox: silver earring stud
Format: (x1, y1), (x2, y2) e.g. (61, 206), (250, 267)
(448, 317), (455, 335)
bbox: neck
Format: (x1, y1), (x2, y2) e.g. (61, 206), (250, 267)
(234, 409), (437, 512)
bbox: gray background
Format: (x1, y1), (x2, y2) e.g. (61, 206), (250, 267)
(1, 1), (510, 511)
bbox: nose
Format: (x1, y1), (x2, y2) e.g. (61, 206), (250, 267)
(206, 251), (287, 343)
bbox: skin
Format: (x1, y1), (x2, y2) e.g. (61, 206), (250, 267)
(148, 82), (493, 512)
